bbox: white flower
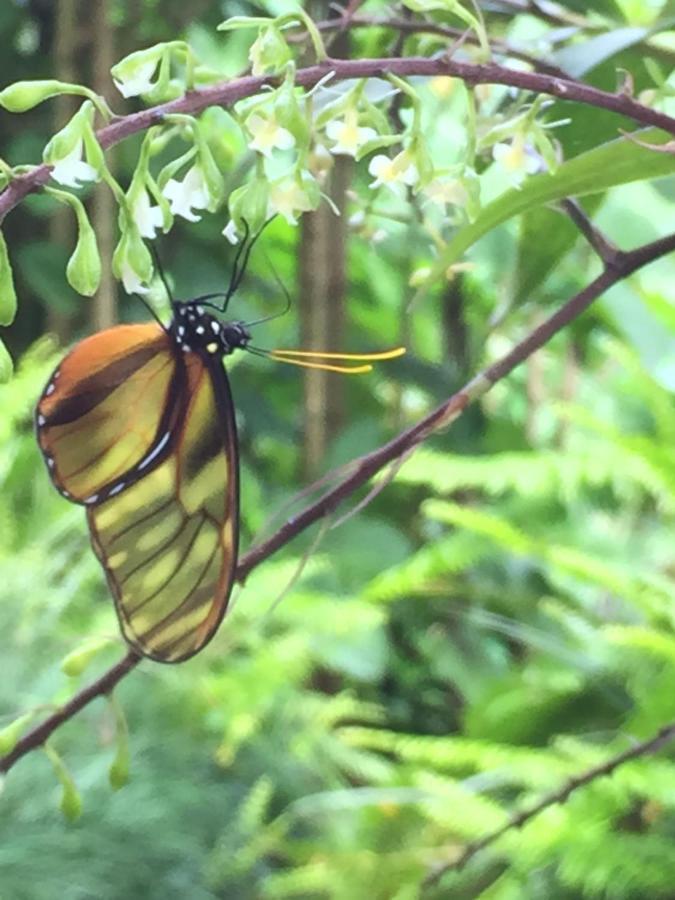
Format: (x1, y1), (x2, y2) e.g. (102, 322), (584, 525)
(246, 113), (295, 158)
(267, 177), (314, 225)
(368, 152), (419, 194)
(222, 219), (241, 245)
(120, 258), (149, 295)
(423, 177), (467, 210)
(162, 165), (209, 222)
(50, 140), (98, 188)
(325, 109), (376, 157)
(131, 188), (163, 239)
(113, 59), (159, 98)
(492, 133), (540, 186)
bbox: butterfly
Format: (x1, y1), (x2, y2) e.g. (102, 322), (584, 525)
(35, 235), (404, 664)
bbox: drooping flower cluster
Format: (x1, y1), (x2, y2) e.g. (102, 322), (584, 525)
(3, 7), (562, 299)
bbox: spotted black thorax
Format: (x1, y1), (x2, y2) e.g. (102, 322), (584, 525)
(170, 301), (252, 358)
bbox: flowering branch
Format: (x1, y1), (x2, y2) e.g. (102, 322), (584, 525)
(3, 225), (675, 778)
(2, 54), (675, 225)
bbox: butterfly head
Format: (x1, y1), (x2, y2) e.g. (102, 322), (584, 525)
(172, 301), (251, 358)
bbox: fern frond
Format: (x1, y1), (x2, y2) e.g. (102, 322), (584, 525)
(363, 532), (490, 603)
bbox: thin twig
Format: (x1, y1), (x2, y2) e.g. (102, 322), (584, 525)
(424, 720), (675, 888)
(559, 198), (619, 266)
(3, 225), (668, 776)
(309, 15), (571, 78)
(2, 54), (675, 224)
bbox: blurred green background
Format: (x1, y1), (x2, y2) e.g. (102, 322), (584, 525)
(2, 1), (675, 898)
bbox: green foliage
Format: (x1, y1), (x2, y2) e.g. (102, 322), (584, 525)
(2, 2), (675, 899)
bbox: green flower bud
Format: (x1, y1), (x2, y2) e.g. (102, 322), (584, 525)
(44, 744), (82, 822)
(274, 76), (309, 149)
(108, 697), (130, 791)
(112, 220), (153, 295)
(228, 178), (270, 234)
(249, 23), (292, 76)
(60, 637), (110, 678)
(0, 80), (79, 112)
(0, 337), (12, 383)
(111, 45), (165, 98)
(0, 712), (33, 753)
(0, 230), (17, 326)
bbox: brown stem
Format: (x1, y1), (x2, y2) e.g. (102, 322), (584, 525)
(424, 720), (675, 888)
(560, 198), (619, 266)
(2, 55), (675, 225)
(309, 15), (571, 78)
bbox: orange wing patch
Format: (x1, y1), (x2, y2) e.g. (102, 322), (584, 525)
(36, 324), (176, 503)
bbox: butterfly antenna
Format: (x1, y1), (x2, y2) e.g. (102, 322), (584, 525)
(222, 216), (278, 311)
(150, 242), (175, 306)
(220, 219), (251, 311)
(245, 249), (292, 327)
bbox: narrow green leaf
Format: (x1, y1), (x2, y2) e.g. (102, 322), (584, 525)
(428, 128), (675, 284)
(44, 743), (82, 822)
(217, 16), (273, 31)
(554, 27), (649, 78)
(0, 230), (17, 325)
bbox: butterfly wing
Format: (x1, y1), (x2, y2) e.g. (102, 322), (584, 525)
(37, 327), (239, 663)
(36, 323), (183, 504)
(87, 355), (239, 662)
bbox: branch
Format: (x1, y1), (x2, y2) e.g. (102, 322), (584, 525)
(560, 198), (620, 267)
(311, 15), (571, 78)
(2, 54), (675, 224)
(424, 720), (675, 888)
(3, 226), (674, 776)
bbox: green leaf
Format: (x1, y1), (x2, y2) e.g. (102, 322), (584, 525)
(555, 27), (650, 78)
(217, 16), (273, 31)
(0, 229), (17, 325)
(428, 128), (675, 283)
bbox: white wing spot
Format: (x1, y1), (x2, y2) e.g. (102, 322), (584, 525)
(206, 342), (218, 354)
(178, 325), (185, 336)
(196, 325), (205, 335)
(183, 345), (191, 353)
(46, 457), (55, 468)
(85, 493), (99, 505)
(197, 305), (204, 315)
(138, 431), (171, 471)
(210, 321), (220, 333)
(37, 413), (46, 426)
(45, 383), (55, 396)
(108, 481), (126, 497)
